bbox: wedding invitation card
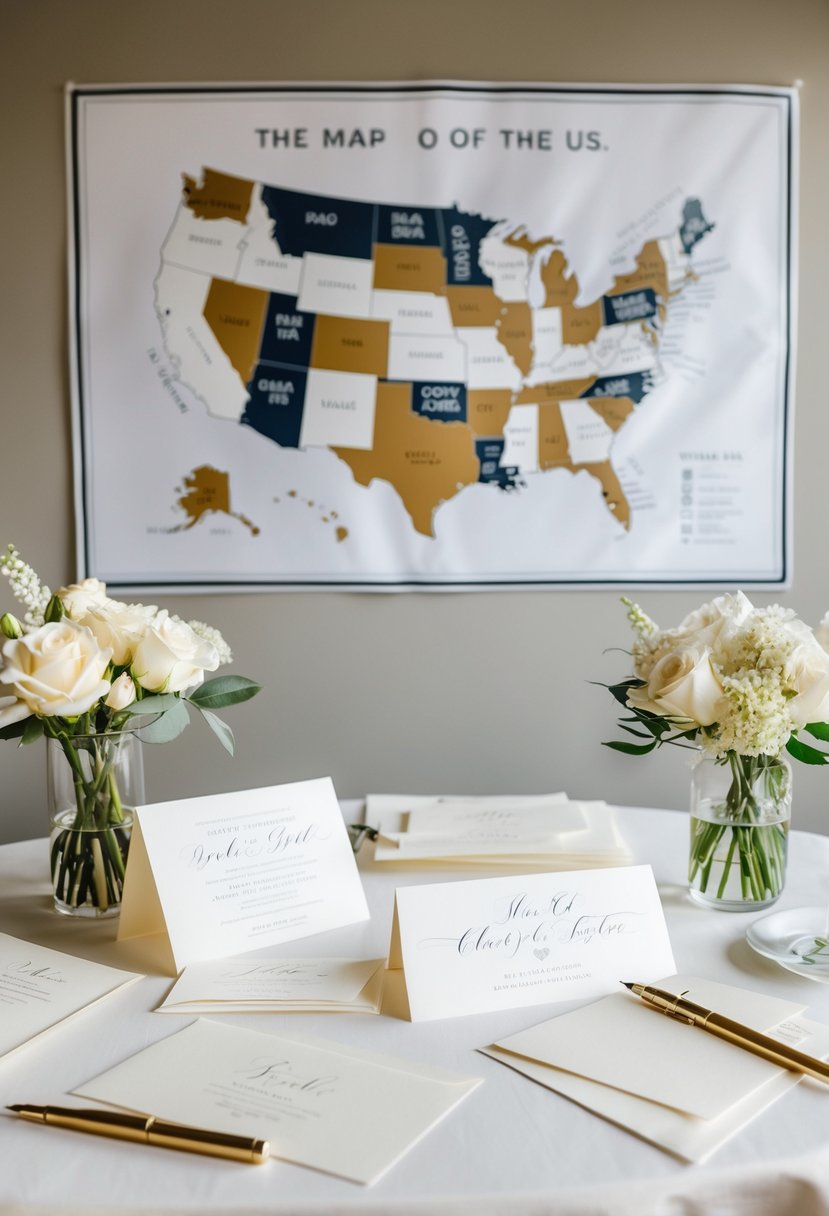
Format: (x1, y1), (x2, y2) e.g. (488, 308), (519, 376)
(387, 864), (675, 1021)
(0, 933), (141, 1062)
(368, 794), (631, 867)
(156, 957), (385, 1014)
(75, 1019), (482, 1184)
(118, 778), (369, 973)
(482, 975), (829, 1162)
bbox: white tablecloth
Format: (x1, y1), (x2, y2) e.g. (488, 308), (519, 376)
(1, 804), (829, 1215)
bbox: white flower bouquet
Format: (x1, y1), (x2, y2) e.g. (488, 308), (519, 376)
(606, 592), (829, 906)
(0, 545), (260, 914)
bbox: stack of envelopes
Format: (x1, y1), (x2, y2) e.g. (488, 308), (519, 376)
(367, 793), (631, 869)
(482, 974), (829, 1162)
(156, 957), (386, 1015)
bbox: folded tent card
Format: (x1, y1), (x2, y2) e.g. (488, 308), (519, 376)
(387, 864), (675, 1021)
(482, 974), (829, 1163)
(157, 957), (385, 1015)
(0, 933), (141, 1062)
(118, 778), (369, 974)
(367, 793), (631, 867)
(74, 1019), (482, 1185)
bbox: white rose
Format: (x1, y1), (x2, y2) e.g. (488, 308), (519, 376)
(56, 578), (109, 620)
(105, 672), (137, 711)
(627, 646), (725, 727)
(815, 611), (829, 653)
(786, 638), (829, 727)
(131, 610), (219, 693)
(674, 591), (754, 650)
(80, 600), (156, 666)
(0, 620), (112, 718)
(0, 695), (30, 728)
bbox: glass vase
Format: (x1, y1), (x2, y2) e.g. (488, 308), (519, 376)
(47, 731), (144, 918)
(688, 751), (790, 911)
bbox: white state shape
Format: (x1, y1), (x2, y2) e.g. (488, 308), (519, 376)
(386, 334), (468, 382)
(457, 327), (523, 390)
(530, 306), (564, 369)
(559, 399), (614, 464)
(235, 187), (303, 294)
(658, 234), (694, 294)
(300, 368), (377, 450)
(370, 289), (455, 336)
(501, 403), (539, 473)
(591, 324), (659, 375)
(154, 263), (249, 421)
(547, 341), (601, 381)
(479, 236), (530, 302)
(160, 203), (248, 280)
(298, 252), (373, 319)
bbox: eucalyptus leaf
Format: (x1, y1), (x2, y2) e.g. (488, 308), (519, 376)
(197, 707), (236, 755)
(136, 699), (190, 744)
(188, 676), (262, 711)
(122, 694), (182, 717)
(786, 735), (829, 766)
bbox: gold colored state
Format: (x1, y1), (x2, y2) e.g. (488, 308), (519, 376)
(495, 302), (534, 377)
(467, 389), (513, 437)
(373, 244), (447, 294)
(444, 286), (505, 328)
(182, 168), (254, 223)
(203, 279), (269, 385)
(310, 315), (390, 377)
(175, 466), (260, 535)
(334, 382), (479, 537)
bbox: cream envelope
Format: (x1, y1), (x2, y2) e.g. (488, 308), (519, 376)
(0, 933), (141, 1062)
(483, 1016), (829, 1163)
(483, 974), (820, 1159)
(387, 864), (675, 1021)
(118, 778), (369, 974)
(401, 794), (580, 837)
(156, 957), (385, 1014)
(75, 1019), (482, 1185)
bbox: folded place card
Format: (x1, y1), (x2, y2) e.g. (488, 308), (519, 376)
(0, 932), (141, 1062)
(75, 1018), (482, 1185)
(156, 957), (385, 1014)
(368, 794), (631, 867)
(118, 778), (369, 974)
(387, 864), (675, 1021)
(482, 974), (828, 1162)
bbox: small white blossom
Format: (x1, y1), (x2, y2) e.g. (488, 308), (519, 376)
(185, 619), (232, 665)
(0, 544), (52, 628)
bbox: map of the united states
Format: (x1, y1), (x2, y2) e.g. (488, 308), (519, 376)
(155, 168), (712, 537)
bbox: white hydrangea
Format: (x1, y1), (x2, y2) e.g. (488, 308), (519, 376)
(0, 545), (52, 628)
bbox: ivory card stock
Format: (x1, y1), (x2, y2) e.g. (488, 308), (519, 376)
(368, 794), (631, 867)
(156, 957), (385, 1014)
(0, 933), (140, 1061)
(118, 778), (369, 973)
(483, 975), (828, 1162)
(387, 865), (675, 1021)
(75, 1019), (482, 1184)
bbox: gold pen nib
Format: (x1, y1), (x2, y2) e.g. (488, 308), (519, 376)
(620, 982), (635, 990)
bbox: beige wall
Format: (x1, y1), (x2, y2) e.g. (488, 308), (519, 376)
(2, 0), (829, 843)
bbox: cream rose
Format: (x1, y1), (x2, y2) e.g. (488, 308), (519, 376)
(80, 600), (156, 666)
(105, 671), (137, 711)
(0, 620), (112, 717)
(786, 638), (829, 728)
(673, 591), (754, 650)
(56, 578), (109, 620)
(627, 646), (725, 727)
(815, 611), (829, 654)
(131, 610), (219, 693)
(0, 695), (30, 728)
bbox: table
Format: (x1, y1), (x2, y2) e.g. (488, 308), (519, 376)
(2, 805), (829, 1216)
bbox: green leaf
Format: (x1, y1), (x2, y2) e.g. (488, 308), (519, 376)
(122, 694), (181, 717)
(196, 707), (235, 755)
(805, 722), (829, 742)
(20, 718), (44, 745)
(786, 735), (829, 765)
(137, 699), (190, 744)
(188, 675), (261, 711)
(619, 724), (655, 740)
(603, 739), (657, 755)
(606, 679), (645, 707)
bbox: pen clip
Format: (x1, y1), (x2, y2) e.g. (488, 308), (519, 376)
(662, 989), (694, 1024)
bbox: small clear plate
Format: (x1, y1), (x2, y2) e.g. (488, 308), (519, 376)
(747, 906), (829, 982)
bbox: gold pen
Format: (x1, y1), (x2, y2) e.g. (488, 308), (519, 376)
(6, 1104), (270, 1164)
(622, 982), (829, 1085)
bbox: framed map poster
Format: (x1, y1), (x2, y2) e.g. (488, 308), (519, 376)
(67, 83), (796, 590)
